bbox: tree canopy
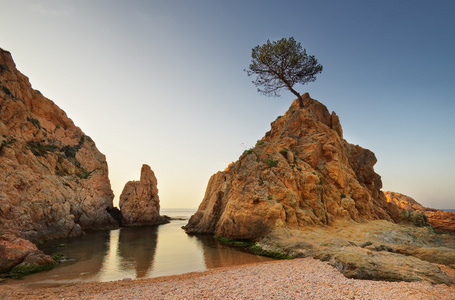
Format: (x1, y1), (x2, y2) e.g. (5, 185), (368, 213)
(245, 37), (323, 108)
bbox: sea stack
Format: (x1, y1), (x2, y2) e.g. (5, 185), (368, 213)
(119, 164), (167, 226)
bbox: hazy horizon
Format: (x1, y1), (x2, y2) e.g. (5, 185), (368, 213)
(1, 1), (454, 210)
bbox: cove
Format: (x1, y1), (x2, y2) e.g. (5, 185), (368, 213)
(6, 209), (272, 287)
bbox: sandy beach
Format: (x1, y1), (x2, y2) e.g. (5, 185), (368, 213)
(1, 258), (453, 300)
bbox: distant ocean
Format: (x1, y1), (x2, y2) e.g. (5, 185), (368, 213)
(442, 209), (455, 213)
(161, 208), (197, 219)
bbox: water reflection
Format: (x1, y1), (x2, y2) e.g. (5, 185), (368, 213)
(150, 221), (206, 277)
(98, 229), (122, 281)
(196, 235), (271, 269)
(20, 230), (113, 285)
(118, 226), (159, 278)
(97, 227), (160, 281)
(6, 212), (272, 287)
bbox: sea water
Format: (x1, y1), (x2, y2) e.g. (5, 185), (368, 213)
(6, 209), (272, 287)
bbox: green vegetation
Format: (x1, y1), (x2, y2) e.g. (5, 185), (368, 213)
(214, 235), (253, 248)
(256, 140), (265, 146)
(243, 148), (254, 155)
(399, 209), (429, 227)
(214, 235), (292, 259)
(0, 137), (15, 150)
(51, 252), (66, 261)
(27, 117), (41, 129)
(76, 168), (91, 179)
(341, 194), (347, 199)
(27, 141), (59, 156)
(250, 244), (293, 259)
(1, 85), (12, 96)
(25, 135), (92, 179)
(265, 159), (278, 167)
(279, 148), (288, 155)
(8, 261), (56, 279)
(61, 135), (89, 158)
(6, 253), (65, 279)
(55, 156), (91, 179)
(61, 145), (78, 158)
(58, 136), (92, 179)
(0, 64), (10, 72)
(275, 115), (282, 120)
(245, 37), (323, 108)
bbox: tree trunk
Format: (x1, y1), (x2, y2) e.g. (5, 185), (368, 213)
(297, 95), (304, 108)
(288, 87), (304, 108)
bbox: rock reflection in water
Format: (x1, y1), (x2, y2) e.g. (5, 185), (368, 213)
(16, 230), (112, 285)
(116, 226), (159, 278)
(149, 221), (206, 277)
(6, 217), (272, 287)
(194, 234), (272, 269)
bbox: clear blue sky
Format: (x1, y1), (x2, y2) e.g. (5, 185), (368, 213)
(2, 0), (454, 209)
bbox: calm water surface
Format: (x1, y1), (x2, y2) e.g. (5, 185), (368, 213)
(7, 209), (272, 287)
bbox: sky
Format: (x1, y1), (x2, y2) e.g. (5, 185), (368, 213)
(1, 0), (454, 209)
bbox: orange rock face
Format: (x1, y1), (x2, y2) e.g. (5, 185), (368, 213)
(0, 48), (118, 243)
(184, 94), (401, 240)
(0, 233), (53, 272)
(385, 191), (455, 233)
(119, 164), (167, 226)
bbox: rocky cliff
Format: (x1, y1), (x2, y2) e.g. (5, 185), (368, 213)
(184, 94), (401, 240)
(184, 94), (455, 284)
(119, 164), (167, 226)
(385, 191), (455, 233)
(0, 48), (118, 245)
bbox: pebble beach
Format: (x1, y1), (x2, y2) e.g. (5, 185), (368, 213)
(1, 258), (453, 300)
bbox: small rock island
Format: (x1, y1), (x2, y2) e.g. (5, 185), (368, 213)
(119, 164), (168, 226)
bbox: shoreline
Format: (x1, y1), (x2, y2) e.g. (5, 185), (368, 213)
(1, 258), (453, 299)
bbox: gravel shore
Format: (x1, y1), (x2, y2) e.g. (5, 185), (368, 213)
(1, 258), (453, 299)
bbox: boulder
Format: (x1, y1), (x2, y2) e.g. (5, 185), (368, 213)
(0, 232), (54, 277)
(119, 164), (167, 226)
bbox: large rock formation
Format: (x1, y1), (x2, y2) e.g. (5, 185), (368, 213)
(0, 47), (118, 244)
(184, 94), (455, 284)
(184, 94), (401, 240)
(385, 191), (455, 233)
(119, 164), (167, 226)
